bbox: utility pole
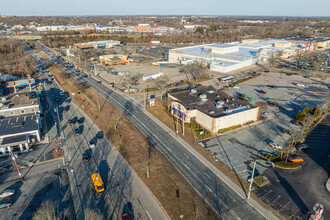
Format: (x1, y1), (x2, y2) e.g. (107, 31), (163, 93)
(247, 160), (257, 199)
(182, 118), (185, 136)
(11, 153), (23, 181)
(176, 117), (179, 137)
(144, 90), (146, 111)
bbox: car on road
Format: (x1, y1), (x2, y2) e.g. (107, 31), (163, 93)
(82, 152), (91, 161)
(0, 190), (15, 199)
(61, 107), (68, 112)
(97, 81), (102, 84)
(83, 74), (88, 78)
(121, 213), (131, 220)
(269, 142), (283, 150)
(55, 96), (60, 102)
(296, 144), (310, 151)
(74, 128), (81, 136)
(267, 85), (276, 88)
(96, 131), (103, 139)
(258, 90), (266, 94)
(296, 83), (305, 87)
(0, 201), (12, 209)
(89, 138), (97, 148)
(233, 85), (240, 89)
(69, 118), (76, 126)
(288, 155), (304, 163)
(77, 117), (84, 124)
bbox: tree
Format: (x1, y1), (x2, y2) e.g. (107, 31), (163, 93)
(155, 75), (169, 100)
(84, 209), (103, 220)
(121, 73), (142, 90)
(183, 61), (208, 82)
(33, 200), (67, 220)
(296, 110), (307, 123)
(268, 52), (278, 72)
(311, 107), (321, 117)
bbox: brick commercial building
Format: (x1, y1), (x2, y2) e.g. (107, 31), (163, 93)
(168, 86), (259, 133)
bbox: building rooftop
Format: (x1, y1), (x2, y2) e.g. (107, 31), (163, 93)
(0, 91), (39, 110)
(1, 134), (28, 146)
(275, 36), (330, 43)
(0, 114), (39, 137)
(170, 86), (255, 117)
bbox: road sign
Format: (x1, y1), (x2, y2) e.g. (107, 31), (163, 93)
(316, 208), (323, 220)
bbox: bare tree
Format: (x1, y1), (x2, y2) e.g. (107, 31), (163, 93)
(183, 61), (208, 82)
(154, 75), (169, 100)
(121, 73), (142, 90)
(33, 200), (67, 220)
(84, 209), (103, 220)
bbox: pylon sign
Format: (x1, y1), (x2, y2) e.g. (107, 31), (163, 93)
(316, 208), (323, 220)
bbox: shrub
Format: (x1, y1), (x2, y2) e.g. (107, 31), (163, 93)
(275, 161), (299, 169)
(254, 176), (270, 187)
(296, 110), (306, 122)
(312, 107), (321, 117)
(218, 125), (242, 133)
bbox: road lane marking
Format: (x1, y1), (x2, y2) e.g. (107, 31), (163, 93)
(205, 185), (213, 193)
(183, 163), (190, 170)
(146, 211), (152, 220)
(204, 172), (211, 179)
(183, 153), (189, 158)
(166, 147), (172, 152)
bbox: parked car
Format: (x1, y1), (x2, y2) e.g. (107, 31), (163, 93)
(65, 99), (70, 104)
(82, 152), (91, 161)
(288, 155), (304, 163)
(296, 83), (305, 87)
(0, 190), (15, 199)
(0, 201), (12, 209)
(269, 142), (283, 150)
(89, 138), (97, 148)
(233, 85), (240, 89)
(296, 144), (310, 151)
(121, 213), (131, 220)
(74, 128), (81, 136)
(78, 117), (85, 124)
(59, 91), (65, 96)
(69, 118), (76, 126)
(96, 131), (103, 139)
(97, 81), (102, 84)
(61, 107), (68, 112)
(54, 96), (60, 102)
(258, 90), (266, 94)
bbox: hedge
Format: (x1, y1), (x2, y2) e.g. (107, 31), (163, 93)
(274, 161), (299, 169)
(218, 125), (242, 133)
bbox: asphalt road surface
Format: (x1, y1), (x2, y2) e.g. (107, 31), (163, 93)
(33, 45), (168, 219)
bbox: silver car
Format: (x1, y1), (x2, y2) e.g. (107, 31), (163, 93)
(0, 189), (15, 199)
(0, 201), (12, 209)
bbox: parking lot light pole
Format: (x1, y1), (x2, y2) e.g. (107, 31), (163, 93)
(11, 153), (23, 182)
(247, 160), (257, 199)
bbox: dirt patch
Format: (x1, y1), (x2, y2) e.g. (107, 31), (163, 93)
(38, 50), (49, 59)
(147, 99), (286, 219)
(49, 64), (218, 219)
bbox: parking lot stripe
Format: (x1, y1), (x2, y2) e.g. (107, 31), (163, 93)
(183, 163), (190, 170)
(261, 190), (272, 199)
(269, 195), (281, 206)
(289, 209), (300, 219)
(166, 147), (172, 152)
(278, 201), (291, 212)
(205, 185), (213, 193)
(183, 153), (189, 158)
(204, 172), (211, 179)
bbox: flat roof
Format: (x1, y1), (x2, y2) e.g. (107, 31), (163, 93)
(170, 86), (255, 117)
(275, 36), (330, 43)
(1, 134), (28, 146)
(0, 91), (39, 110)
(0, 114), (39, 137)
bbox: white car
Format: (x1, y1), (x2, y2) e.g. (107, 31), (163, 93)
(269, 142), (283, 150)
(296, 83), (305, 87)
(0, 189), (15, 199)
(59, 92), (65, 96)
(233, 85), (240, 89)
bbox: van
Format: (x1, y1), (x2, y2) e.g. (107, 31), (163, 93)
(91, 173), (105, 194)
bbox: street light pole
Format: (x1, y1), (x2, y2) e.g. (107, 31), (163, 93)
(11, 153), (23, 182)
(247, 160), (257, 199)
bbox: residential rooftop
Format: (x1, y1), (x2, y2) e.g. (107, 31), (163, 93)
(169, 86), (256, 117)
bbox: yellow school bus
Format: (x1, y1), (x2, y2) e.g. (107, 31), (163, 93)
(91, 173), (105, 194)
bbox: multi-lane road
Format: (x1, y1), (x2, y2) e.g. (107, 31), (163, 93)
(32, 43), (277, 219)
(30, 42), (168, 220)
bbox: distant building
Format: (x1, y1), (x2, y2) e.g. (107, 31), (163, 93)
(169, 39), (306, 73)
(273, 36), (330, 50)
(168, 86), (259, 133)
(0, 81), (42, 156)
(99, 54), (127, 65)
(74, 40), (120, 49)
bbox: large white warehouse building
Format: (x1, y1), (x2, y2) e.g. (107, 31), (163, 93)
(169, 39), (305, 73)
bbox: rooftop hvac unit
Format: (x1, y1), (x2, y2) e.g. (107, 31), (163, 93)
(215, 103), (222, 108)
(207, 90), (215, 94)
(201, 98), (208, 102)
(1, 97), (6, 102)
(209, 110), (215, 114)
(199, 93), (207, 99)
(191, 89), (197, 94)
(217, 100), (224, 105)
(0, 103), (4, 107)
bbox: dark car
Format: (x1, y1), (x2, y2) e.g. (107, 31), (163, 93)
(82, 152), (91, 161)
(89, 138), (97, 148)
(55, 96), (60, 102)
(74, 128), (81, 136)
(77, 117), (85, 124)
(61, 107), (68, 112)
(296, 144), (310, 151)
(96, 131), (103, 139)
(69, 118), (76, 126)
(97, 81), (102, 84)
(267, 85), (276, 88)
(258, 90), (266, 94)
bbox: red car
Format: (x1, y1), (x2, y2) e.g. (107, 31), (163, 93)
(258, 90), (266, 94)
(121, 213), (130, 220)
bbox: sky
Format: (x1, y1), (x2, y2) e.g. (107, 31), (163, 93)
(1, 0), (330, 17)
